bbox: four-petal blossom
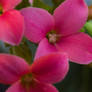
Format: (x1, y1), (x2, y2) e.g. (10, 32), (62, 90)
(0, 53), (69, 92)
(20, 0), (92, 64)
(0, 0), (24, 45)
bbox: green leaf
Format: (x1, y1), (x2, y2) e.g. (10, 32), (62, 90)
(52, 0), (64, 7)
(80, 28), (85, 32)
(16, 0), (30, 10)
(33, 0), (52, 11)
(26, 40), (37, 61)
(84, 21), (92, 36)
(10, 40), (32, 64)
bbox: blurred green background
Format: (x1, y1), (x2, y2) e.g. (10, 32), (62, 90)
(0, 0), (92, 92)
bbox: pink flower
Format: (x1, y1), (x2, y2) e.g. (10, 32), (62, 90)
(20, 0), (92, 64)
(0, 0), (24, 45)
(0, 53), (69, 92)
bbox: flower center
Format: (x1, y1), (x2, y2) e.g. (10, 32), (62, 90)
(21, 73), (35, 92)
(47, 31), (61, 44)
(21, 74), (33, 84)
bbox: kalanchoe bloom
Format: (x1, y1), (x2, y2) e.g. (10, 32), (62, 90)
(0, 0), (24, 45)
(0, 53), (69, 92)
(20, 0), (92, 64)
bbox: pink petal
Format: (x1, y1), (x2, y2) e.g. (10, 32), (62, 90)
(6, 82), (26, 92)
(6, 81), (58, 92)
(0, 54), (30, 84)
(0, 0), (22, 11)
(56, 32), (92, 64)
(31, 53), (69, 84)
(53, 0), (88, 36)
(20, 7), (54, 43)
(0, 9), (24, 45)
(34, 38), (57, 60)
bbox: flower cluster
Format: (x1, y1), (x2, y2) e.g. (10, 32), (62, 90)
(0, 0), (92, 92)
